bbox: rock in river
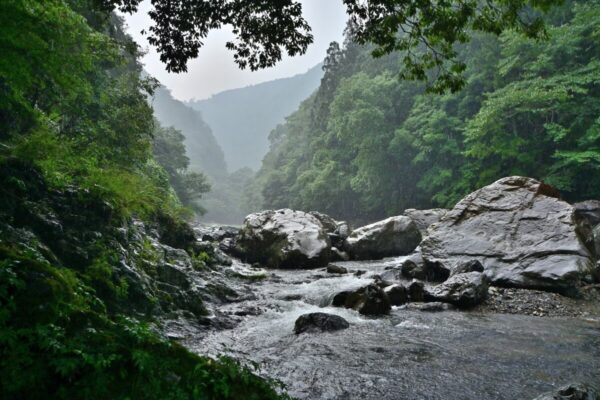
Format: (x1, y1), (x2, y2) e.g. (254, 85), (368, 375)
(344, 216), (421, 260)
(327, 264), (348, 274)
(236, 209), (331, 268)
(532, 382), (598, 400)
(332, 284), (391, 316)
(294, 312), (350, 334)
(425, 271), (489, 308)
(421, 176), (592, 294)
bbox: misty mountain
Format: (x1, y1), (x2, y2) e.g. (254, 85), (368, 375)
(187, 63), (324, 171)
(151, 86), (227, 178)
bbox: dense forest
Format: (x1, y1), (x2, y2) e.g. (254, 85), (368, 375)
(252, 1), (600, 224)
(0, 1), (293, 398)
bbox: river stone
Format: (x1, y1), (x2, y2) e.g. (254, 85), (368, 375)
(425, 271), (489, 308)
(421, 176), (592, 294)
(236, 209), (331, 268)
(294, 312), (350, 334)
(344, 216), (422, 260)
(408, 280), (425, 302)
(327, 264), (348, 274)
(532, 383), (598, 400)
(333, 284), (391, 315)
(403, 208), (448, 235)
(384, 284), (408, 306)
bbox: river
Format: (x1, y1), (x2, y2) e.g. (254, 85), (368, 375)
(182, 257), (600, 399)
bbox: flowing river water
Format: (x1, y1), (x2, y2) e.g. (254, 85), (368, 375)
(181, 257), (600, 399)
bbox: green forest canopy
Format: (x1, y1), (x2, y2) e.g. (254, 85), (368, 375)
(251, 1), (600, 224)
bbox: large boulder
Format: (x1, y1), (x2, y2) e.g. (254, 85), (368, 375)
(421, 177), (592, 294)
(236, 209), (331, 268)
(403, 208), (448, 235)
(344, 216), (421, 260)
(424, 271), (489, 308)
(294, 312), (350, 334)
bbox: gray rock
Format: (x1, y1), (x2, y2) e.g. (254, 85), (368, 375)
(401, 259), (449, 282)
(574, 200), (600, 256)
(407, 279), (425, 302)
(236, 209), (331, 268)
(384, 284), (408, 306)
(425, 271), (489, 308)
(194, 225), (239, 242)
(332, 284), (391, 315)
(403, 208), (448, 235)
(533, 383), (598, 400)
(294, 312), (350, 334)
(327, 264), (348, 274)
(450, 260), (484, 277)
(421, 176), (591, 294)
(344, 216), (422, 260)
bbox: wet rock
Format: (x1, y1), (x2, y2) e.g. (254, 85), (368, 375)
(333, 284), (391, 315)
(379, 267), (402, 282)
(407, 280), (425, 302)
(401, 260), (425, 280)
(327, 264), (348, 274)
(533, 383), (598, 400)
(425, 272), (489, 308)
(344, 216), (421, 260)
(354, 270), (366, 277)
(294, 312), (350, 334)
(385, 284), (408, 306)
(400, 259), (449, 282)
(421, 176), (591, 294)
(236, 209), (331, 268)
(403, 208), (448, 235)
(194, 225), (239, 242)
(450, 260), (484, 277)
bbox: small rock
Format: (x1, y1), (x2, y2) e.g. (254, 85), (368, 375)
(332, 284), (391, 315)
(385, 284), (408, 306)
(425, 271), (489, 308)
(532, 383), (598, 400)
(327, 264), (348, 274)
(294, 312), (350, 334)
(408, 280), (425, 302)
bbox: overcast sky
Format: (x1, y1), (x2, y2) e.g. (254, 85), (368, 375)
(122, 1), (347, 102)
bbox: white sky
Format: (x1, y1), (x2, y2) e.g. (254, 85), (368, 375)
(122, 0), (347, 101)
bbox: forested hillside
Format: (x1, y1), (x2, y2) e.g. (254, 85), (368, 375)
(252, 1), (600, 224)
(152, 87), (227, 178)
(0, 1), (294, 398)
(188, 64), (323, 171)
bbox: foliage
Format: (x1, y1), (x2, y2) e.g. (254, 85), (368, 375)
(153, 123), (211, 214)
(253, 1), (600, 223)
(0, 0), (293, 398)
(100, 0), (562, 92)
(0, 245), (291, 400)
